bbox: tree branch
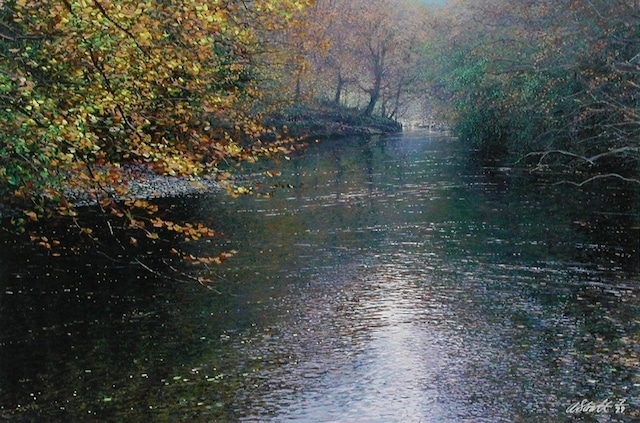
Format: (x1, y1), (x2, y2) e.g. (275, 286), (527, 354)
(91, 0), (151, 58)
(518, 147), (640, 169)
(555, 173), (640, 186)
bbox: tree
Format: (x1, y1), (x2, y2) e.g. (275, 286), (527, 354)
(345, 0), (429, 118)
(424, 0), (640, 182)
(283, 0), (430, 120)
(0, 0), (313, 276)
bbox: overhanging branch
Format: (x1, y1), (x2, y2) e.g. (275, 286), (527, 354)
(518, 147), (640, 169)
(555, 173), (640, 186)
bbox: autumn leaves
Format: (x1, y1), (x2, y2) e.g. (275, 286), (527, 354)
(0, 0), (313, 272)
(283, 0), (429, 120)
(2, 0), (311, 196)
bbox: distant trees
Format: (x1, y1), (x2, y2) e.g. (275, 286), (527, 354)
(424, 0), (640, 183)
(284, 0), (429, 119)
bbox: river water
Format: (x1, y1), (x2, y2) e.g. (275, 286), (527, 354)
(1, 132), (639, 422)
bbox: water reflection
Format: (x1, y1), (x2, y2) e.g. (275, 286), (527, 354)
(273, 263), (455, 423)
(1, 132), (638, 422)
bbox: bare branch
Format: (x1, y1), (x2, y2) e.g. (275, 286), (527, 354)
(587, 147), (640, 163)
(555, 173), (640, 186)
(518, 147), (640, 169)
(516, 149), (589, 168)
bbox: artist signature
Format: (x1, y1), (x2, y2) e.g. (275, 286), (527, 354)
(566, 398), (628, 415)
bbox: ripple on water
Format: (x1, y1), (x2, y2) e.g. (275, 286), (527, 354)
(1, 134), (637, 422)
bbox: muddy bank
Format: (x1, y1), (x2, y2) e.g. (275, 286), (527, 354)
(267, 103), (403, 140)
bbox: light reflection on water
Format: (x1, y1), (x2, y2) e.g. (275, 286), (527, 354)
(0, 132), (638, 422)
(270, 264), (454, 423)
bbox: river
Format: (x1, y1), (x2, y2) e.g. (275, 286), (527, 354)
(1, 131), (639, 422)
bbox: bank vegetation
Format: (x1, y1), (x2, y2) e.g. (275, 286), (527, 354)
(424, 0), (640, 186)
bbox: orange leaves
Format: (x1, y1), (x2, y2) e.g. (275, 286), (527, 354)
(124, 199), (158, 214)
(264, 170), (281, 178)
(173, 248), (238, 266)
(29, 234), (60, 250)
(149, 217), (217, 241)
(2, 0), (315, 278)
(150, 217), (164, 229)
(23, 210), (39, 222)
(228, 185), (252, 198)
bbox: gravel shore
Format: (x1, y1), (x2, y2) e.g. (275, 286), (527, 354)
(0, 166), (223, 219)
(64, 165), (223, 207)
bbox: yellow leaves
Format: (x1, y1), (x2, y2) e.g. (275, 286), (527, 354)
(28, 98), (42, 111)
(3, 0), (314, 274)
(206, 9), (227, 24)
(223, 141), (243, 157)
(23, 210), (38, 221)
(138, 29), (153, 46)
(235, 186), (251, 195)
(57, 204), (78, 217)
(179, 249), (238, 266)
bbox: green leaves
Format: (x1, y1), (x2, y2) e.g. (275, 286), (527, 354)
(0, 0), (314, 267)
(426, 0), (640, 176)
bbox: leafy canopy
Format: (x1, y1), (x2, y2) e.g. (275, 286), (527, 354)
(0, 0), (312, 273)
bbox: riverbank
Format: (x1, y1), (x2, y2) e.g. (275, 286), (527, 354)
(0, 166), (222, 219)
(0, 104), (402, 219)
(267, 102), (403, 139)
(63, 165), (223, 207)
(63, 104), (402, 205)
(68, 104), (403, 203)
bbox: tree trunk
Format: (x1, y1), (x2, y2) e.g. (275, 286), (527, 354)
(363, 74), (381, 117)
(294, 67), (302, 102)
(363, 49), (384, 117)
(333, 71), (345, 105)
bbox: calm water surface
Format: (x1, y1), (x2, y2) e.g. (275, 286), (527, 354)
(1, 132), (639, 422)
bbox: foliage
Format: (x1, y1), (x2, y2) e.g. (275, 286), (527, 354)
(279, 0), (429, 120)
(424, 0), (640, 181)
(0, 0), (312, 270)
